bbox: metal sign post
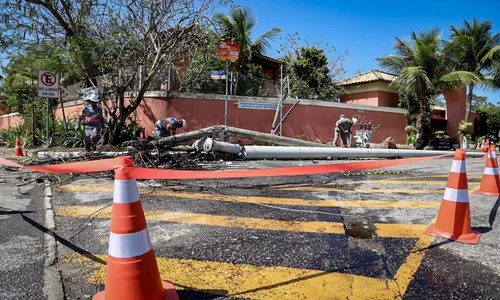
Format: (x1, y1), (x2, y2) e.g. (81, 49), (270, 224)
(37, 70), (60, 146)
(217, 41), (240, 127)
(225, 59), (229, 126)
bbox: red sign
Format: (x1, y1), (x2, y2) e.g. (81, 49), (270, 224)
(218, 41), (240, 62)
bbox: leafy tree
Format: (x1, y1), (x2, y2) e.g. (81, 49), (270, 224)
(176, 30), (225, 94)
(278, 33), (347, 100)
(1, 43), (83, 145)
(476, 104), (500, 138)
(214, 6), (282, 64)
(1, 0), (225, 145)
(289, 47), (340, 100)
(471, 94), (489, 109)
(377, 29), (480, 138)
(236, 64), (267, 96)
(214, 5), (281, 96)
(447, 19), (500, 122)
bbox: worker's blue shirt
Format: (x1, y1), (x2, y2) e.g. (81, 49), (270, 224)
(335, 117), (352, 133)
(77, 106), (104, 128)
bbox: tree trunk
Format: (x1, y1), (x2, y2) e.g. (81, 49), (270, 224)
(108, 120), (124, 146)
(465, 84), (474, 123)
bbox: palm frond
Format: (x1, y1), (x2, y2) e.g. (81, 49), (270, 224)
(440, 71), (481, 88)
(481, 45), (500, 64)
(252, 27), (282, 55)
(376, 55), (405, 74)
(394, 66), (432, 94)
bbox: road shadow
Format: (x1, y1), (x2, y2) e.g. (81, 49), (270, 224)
(0, 208), (35, 215)
(230, 261), (381, 297)
(176, 288), (236, 300)
(489, 197), (500, 228)
(21, 214), (107, 265)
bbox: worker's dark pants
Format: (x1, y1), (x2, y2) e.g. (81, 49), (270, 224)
(83, 126), (100, 152)
(153, 128), (172, 139)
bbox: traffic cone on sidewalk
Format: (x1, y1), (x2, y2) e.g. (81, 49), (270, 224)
(14, 137), (23, 157)
(424, 149), (481, 244)
(93, 157), (178, 300)
(480, 140), (486, 152)
(474, 145), (500, 196)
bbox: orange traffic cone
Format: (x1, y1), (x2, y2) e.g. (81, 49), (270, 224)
(480, 140), (486, 153)
(424, 149), (481, 244)
(14, 137), (23, 157)
(93, 157), (178, 300)
(474, 145), (500, 196)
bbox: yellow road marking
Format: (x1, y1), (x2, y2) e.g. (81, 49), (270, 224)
(389, 183), (483, 295)
(56, 185), (440, 209)
(65, 254), (399, 299)
(353, 180), (448, 185)
(279, 187), (444, 194)
(56, 205), (427, 238)
(392, 174), (482, 180)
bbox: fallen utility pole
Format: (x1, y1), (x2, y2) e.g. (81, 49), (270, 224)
(156, 126), (216, 146)
(243, 146), (485, 160)
(154, 125), (329, 148)
(222, 126), (330, 147)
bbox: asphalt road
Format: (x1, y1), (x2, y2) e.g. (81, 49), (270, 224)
(0, 168), (46, 300)
(3, 156), (500, 299)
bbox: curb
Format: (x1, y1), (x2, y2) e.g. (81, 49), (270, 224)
(43, 182), (65, 300)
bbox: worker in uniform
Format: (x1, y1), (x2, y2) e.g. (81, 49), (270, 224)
(153, 117), (187, 139)
(333, 114), (358, 148)
(76, 90), (105, 153)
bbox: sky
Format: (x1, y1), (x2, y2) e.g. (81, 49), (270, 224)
(232, 0), (500, 103)
(2, 0), (500, 102)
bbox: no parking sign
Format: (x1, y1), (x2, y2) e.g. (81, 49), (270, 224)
(38, 70), (59, 98)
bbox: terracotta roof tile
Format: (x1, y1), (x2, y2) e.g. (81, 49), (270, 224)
(338, 70), (397, 86)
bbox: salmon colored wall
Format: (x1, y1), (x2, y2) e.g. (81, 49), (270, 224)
(376, 91), (399, 108)
(54, 105), (81, 121)
(0, 96), (408, 144)
(340, 91), (380, 107)
(0, 114), (23, 131)
(341, 90), (399, 108)
(444, 87), (466, 139)
(134, 97), (407, 143)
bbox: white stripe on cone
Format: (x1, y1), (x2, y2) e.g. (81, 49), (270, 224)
(109, 228), (152, 258)
(450, 160), (466, 174)
(483, 167), (499, 175)
(488, 152), (497, 159)
(113, 179), (140, 204)
(443, 187), (469, 203)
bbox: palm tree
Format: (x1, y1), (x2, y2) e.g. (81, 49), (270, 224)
(377, 29), (479, 138)
(447, 19), (500, 122)
(214, 6), (282, 63)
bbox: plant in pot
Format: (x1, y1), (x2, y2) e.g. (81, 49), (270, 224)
(405, 125), (417, 145)
(458, 121), (472, 149)
(467, 134), (476, 150)
(433, 130), (451, 150)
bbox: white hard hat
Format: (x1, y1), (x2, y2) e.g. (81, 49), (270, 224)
(352, 118), (358, 125)
(83, 87), (99, 102)
(88, 93), (99, 103)
(181, 119), (187, 128)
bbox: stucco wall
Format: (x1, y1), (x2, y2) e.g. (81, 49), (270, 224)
(0, 92), (408, 144)
(377, 91), (399, 107)
(340, 91), (380, 107)
(0, 113), (23, 131)
(133, 93), (407, 143)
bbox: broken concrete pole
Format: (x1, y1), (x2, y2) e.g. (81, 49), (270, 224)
(156, 126), (216, 146)
(222, 126), (330, 147)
